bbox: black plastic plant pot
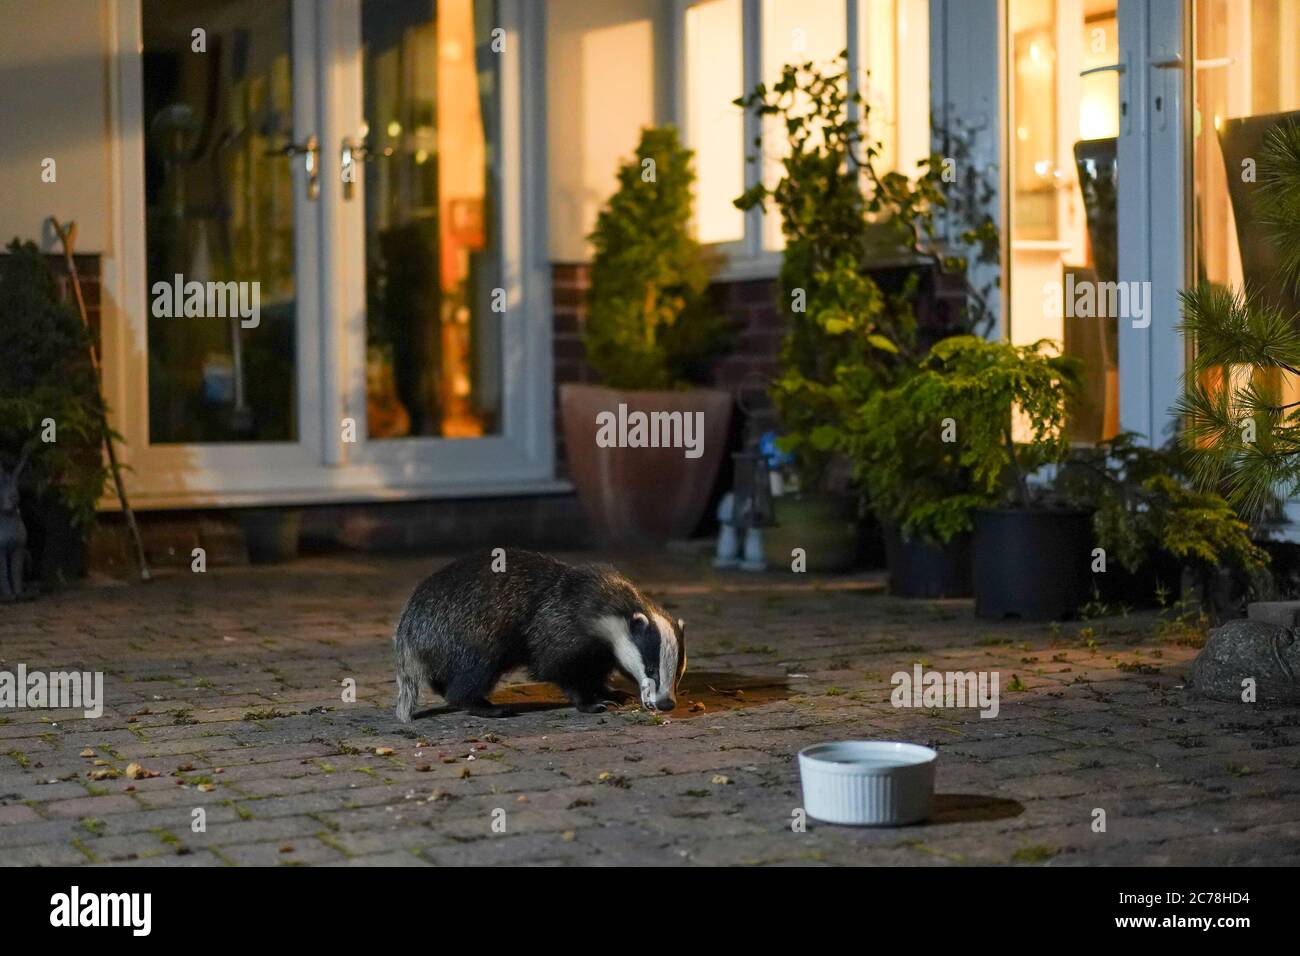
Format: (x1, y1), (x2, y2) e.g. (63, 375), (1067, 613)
(972, 509), (1095, 620)
(1095, 554), (1183, 609)
(22, 494), (89, 587)
(239, 509), (302, 565)
(885, 527), (972, 598)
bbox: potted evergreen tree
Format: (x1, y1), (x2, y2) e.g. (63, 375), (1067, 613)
(1055, 435), (1268, 611)
(847, 378), (991, 597)
(892, 335), (1095, 618)
(1178, 120), (1300, 518)
(0, 240), (111, 586)
(560, 126), (734, 545)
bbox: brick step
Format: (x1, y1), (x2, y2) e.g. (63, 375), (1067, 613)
(89, 494), (593, 573)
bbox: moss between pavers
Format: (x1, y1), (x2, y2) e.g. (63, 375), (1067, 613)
(1011, 844), (1059, 864)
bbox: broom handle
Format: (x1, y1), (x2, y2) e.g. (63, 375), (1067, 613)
(50, 218), (151, 582)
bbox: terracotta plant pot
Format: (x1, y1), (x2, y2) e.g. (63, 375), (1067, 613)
(762, 493), (860, 573)
(559, 383), (732, 545)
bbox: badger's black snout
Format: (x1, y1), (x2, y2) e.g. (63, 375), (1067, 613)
(654, 694), (676, 712)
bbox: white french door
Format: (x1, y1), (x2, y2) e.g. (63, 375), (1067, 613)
(106, 0), (552, 509)
(1115, 0), (1186, 446)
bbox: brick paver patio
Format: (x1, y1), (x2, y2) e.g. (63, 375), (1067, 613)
(2, 550), (1298, 866)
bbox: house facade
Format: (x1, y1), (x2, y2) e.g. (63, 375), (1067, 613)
(1, 0), (1297, 533)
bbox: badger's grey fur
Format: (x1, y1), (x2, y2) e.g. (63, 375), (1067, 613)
(394, 549), (687, 721)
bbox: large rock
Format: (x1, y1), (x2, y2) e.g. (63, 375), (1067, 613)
(1192, 618), (1300, 704)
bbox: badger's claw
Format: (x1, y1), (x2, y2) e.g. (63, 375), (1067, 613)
(575, 701), (608, 714)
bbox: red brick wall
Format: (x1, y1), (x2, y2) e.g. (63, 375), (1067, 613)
(551, 262), (783, 470)
(552, 263), (783, 388)
(552, 262), (598, 389)
(707, 278), (783, 388)
(46, 252), (102, 348)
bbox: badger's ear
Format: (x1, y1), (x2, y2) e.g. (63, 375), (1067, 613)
(631, 612), (650, 635)
(677, 618), (685, 633)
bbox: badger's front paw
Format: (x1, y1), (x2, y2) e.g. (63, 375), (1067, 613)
(600, 687), (635, 707)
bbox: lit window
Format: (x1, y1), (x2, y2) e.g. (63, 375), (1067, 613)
(685, 0), (746, 245)
(680, 0), (930, 261)
(859, 0), (931, 186)
(1005, 0), (1122, 444)
(761, 0), (847, 251)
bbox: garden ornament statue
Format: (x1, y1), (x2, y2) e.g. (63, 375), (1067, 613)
(730, 444), (774, 571)
(0, 444), (32, 602)
(714, 377), (776, 572)
(713, 491), (741, 569)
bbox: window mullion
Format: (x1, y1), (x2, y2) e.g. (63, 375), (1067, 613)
(670, 0), (688, 129)
(846, 0), (860, 123)
(742, 0), (763, 260)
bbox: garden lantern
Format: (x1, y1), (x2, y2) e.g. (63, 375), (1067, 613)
(714, 378), (776, 571)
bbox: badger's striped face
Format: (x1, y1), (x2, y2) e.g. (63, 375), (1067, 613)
(602, 610), (687, 711)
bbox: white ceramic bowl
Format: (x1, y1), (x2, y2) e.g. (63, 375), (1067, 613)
(797, 741), (937, 826)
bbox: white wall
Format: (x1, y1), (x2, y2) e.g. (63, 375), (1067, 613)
(0, 0), (113, 253)
(545, 0), (672, 263)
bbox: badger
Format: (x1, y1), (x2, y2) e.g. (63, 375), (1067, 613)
(394, 549), (687, 721)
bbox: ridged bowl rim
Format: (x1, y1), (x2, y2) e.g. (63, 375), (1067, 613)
(797, 740), (938, 775)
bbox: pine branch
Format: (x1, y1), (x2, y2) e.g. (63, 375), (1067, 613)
(1180, 284), (1300, 374)
(1259, 121), (1300, 292)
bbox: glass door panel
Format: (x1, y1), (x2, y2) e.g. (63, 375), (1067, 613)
(360, 0), (502, 441)
(141, 0), (300, 444)
(1190, 0), (1300, 449)
(1191, 1), (1300, 306)
(1006, 0), (1122, 443)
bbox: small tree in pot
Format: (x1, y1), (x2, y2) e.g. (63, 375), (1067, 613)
(1177, 121), (1300, 517)
(0, 240), (110, 587)
(846, 379), (994, 597)
(1054, 434), (1268, 612)
(560, 126), (734, 545)
(892, 335), (1091, 618)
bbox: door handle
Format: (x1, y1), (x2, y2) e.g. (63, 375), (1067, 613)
(1079, 62), (1125, 77)
(340, 136), (393, 200)
(1193, 57), (1235, 71)
(1148, 52), (1184, 131)
(267, 135), (319, 200)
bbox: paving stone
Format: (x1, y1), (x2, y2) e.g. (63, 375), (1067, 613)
(219, 838), (348, 866)
(3, 842), (96, 866)
(330, 850), (429, 866)
(0, 804), (41, 825)
(42, 794), (142, 818)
